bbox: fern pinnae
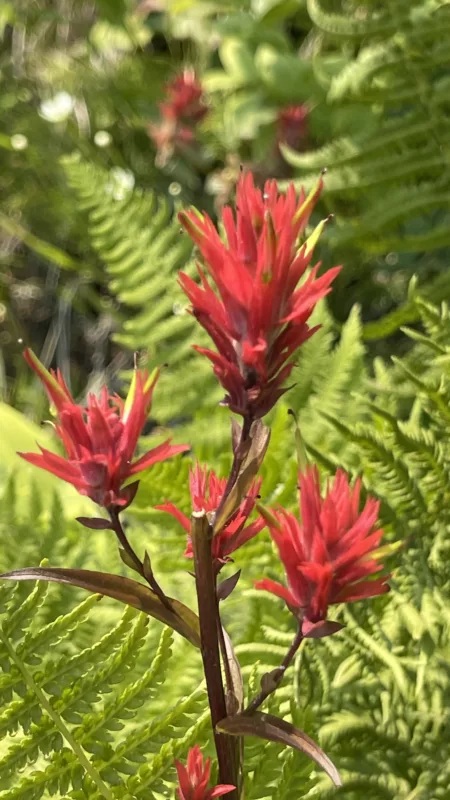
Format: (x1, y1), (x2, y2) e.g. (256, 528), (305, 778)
(0, 624), (114, 800)
(306, 0), (400, 38)
(17, 592), (101, 665)
(0, 607), (146, 782)
(124, 705), (211, 798)
(0, 593), (102, 735)
(2, 579), (48, 641)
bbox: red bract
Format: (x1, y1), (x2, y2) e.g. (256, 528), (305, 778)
(19, 349), (189, 511)
(156, 463), (264, 568)
(179, 172), (341, 419)
(175, 745), (234, 800)
(256, 466), (390, 636)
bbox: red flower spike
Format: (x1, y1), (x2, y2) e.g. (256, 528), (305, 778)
(179, 172), (341, 418)
(256, 466), (390, 636)
(175, 745), (234, 800)
(19, 349), (189, 511)
(156, 463), (264, 570)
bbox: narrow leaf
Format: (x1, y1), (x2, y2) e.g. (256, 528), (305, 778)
(214, 420), (270, 534)
(0, 567), (200, 647)
(217, 570), (241, 602)
(222, 627), (244, 714)
(142, 551), (154, 582)
(76, 517), (113, 530)
(303, 620), (344, 639)
(217, 711), (342, 787)
(231, 419), (242, 455)
(118, 548), (141, 574)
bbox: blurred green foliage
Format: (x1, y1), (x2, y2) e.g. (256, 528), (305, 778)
(2, 0), (450, 403)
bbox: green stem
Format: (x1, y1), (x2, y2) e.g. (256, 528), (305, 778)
(0, 627), (114, 800)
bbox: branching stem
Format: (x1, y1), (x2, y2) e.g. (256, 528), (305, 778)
(244, 625), (303, 715)
(109, 508), (173, 612)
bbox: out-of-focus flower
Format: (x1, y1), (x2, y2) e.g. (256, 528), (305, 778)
(39, 91), (75, 123)
(276, 105), (308, 151)
(18, 349), (188, 511)
(161, 70), (208, 125)
(179, 172), (340, 419)
(256, 466), (390, 636)
(94, 130), (112, 147)
(156, 463), (263, 568)
(175, 745), (235, 800)
(148, 69), (208, 166)
(11, 134), (28, 151)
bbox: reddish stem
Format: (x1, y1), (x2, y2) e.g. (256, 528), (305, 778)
(191, 511), (239, 798)
(244, 625), (303, 715)
(109, 508), (173, 612)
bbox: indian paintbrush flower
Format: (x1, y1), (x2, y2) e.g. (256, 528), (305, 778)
(179, 172), (341, 419)
(174, 745), (235, 800)
(156, 462), (264, 569)
(19, 349), (189, 511)
(148, 69), (208, 166)
(276, 104), (308, 151)
(256, 466), (390, 637)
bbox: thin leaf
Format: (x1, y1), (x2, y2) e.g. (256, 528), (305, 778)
(118, 548), (141, 575)
(222, 628), (244, 714)
(0, 567), (200, 647)
(217, 570), (241, 602)
(214, 420), (270, 533)
(217, 711), (342, 787)
(76, 517), (113, 530)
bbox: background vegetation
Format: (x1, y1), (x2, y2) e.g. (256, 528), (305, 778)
(1, 1), (450, 798)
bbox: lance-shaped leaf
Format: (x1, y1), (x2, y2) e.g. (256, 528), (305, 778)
(222, 627), (244, 715)
(217, 712), (342, 787)
(217, 570), (241, 602)
(214, 420), (270, 534)
(0, 567), (200, 647)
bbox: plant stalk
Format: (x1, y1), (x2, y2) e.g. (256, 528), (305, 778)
(218, 414), (253, 513)
(191, 510), (239, 798)
(109, 508), (173, 612)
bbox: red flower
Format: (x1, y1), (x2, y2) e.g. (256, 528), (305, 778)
(19, 349), (188, 511)
(175, 745), (234, 800)
(276, 105), (308, 151)
(256, 466), (390, 636)
(148, 69), (208, 164)
(161, 70), (208, 125)
(156, 463), (264, 567)
(179, 172), (340, 419)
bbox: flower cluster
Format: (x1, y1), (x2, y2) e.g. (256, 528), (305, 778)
(19, 349), (188, 511)
(148, 69), (208, 165)
(157, 463), (264, 570)
(256, 466), (390, 636)
(16, 169), (396, 798)
(175, 746), (234, 800)
(179, 171), (340, 419)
